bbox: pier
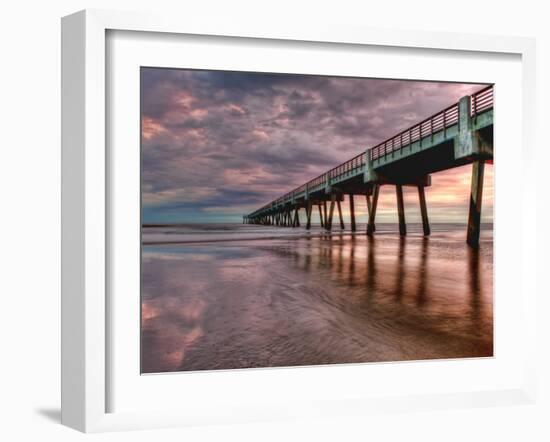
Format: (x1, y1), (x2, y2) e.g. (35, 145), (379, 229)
(244, 85), (493, 247)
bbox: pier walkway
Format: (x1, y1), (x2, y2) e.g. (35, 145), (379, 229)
(244, 86), (493, 246)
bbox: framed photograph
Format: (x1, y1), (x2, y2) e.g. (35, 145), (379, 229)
(61, 9), (537, 432)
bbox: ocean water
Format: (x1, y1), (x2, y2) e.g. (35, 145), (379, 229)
(141, 223), (493, 373)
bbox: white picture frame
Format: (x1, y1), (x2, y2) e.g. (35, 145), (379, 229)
(61, 9), (537, 433)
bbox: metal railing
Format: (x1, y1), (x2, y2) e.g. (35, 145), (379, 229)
(471, 85), (493, 116)
(368, 103), (459, 160)
(368, 85), (492, 161)
(248, 85), (493, 217)
(327, 151), (366, 180)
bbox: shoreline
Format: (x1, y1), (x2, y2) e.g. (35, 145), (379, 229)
(142, 225), (494, 246)
(141, 227), (493, 373)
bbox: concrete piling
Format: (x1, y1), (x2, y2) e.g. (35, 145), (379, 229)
(418, 185), (430, 236)
(367, 185), (379, 236)
(337, 200), (345, 230)
(349, 194), (356, 232)
(466, 160), (485, 247)
(396, 184), (406, 236)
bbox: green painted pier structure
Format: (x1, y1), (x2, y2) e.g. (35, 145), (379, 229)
(244, 85), (493, 247)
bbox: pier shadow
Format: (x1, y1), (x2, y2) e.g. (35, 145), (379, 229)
(416, 237), (429, 307)
(395, 237), (406, 302)
(256, 232), (488, 334)
(363, 236), (379, 305)
(348, 236), (356, 286)
(468, 246), (483, 328)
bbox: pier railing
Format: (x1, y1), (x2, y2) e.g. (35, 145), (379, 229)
(328, 151), (367, 180)
(471, 85), (493, 116)
(368, 85), (492, 161)
(368, 103), (459, 160)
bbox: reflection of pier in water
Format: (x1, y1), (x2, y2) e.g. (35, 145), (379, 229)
(260, 233), (490, 344)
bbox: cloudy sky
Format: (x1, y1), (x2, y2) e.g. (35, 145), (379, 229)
(141, 68), (493, 224)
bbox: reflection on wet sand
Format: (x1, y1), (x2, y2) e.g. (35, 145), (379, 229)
(141, 228), (493, 373)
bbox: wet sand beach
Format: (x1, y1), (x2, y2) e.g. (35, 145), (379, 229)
(141, 224), (493, 373)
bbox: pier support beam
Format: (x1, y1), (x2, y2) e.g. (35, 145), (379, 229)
(418, 185), (430, 236)
(293, 208), (300, 227)
(349, 194), (356, 232)
(367, 185), (379, 236)
(366, 194), (375, 232)
(318, 204), (324, 228)
(467, 160), (485, 247)
(396, 184), (406, 236)
(306, 201), (313, 229)
(327, 194), (336, 230)
(337, 200), (345, 229)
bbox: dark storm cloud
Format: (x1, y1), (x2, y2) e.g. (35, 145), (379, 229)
(141, 67), (486, 223)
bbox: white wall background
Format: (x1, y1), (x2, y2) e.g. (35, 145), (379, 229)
(0, 1), (548, 441)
